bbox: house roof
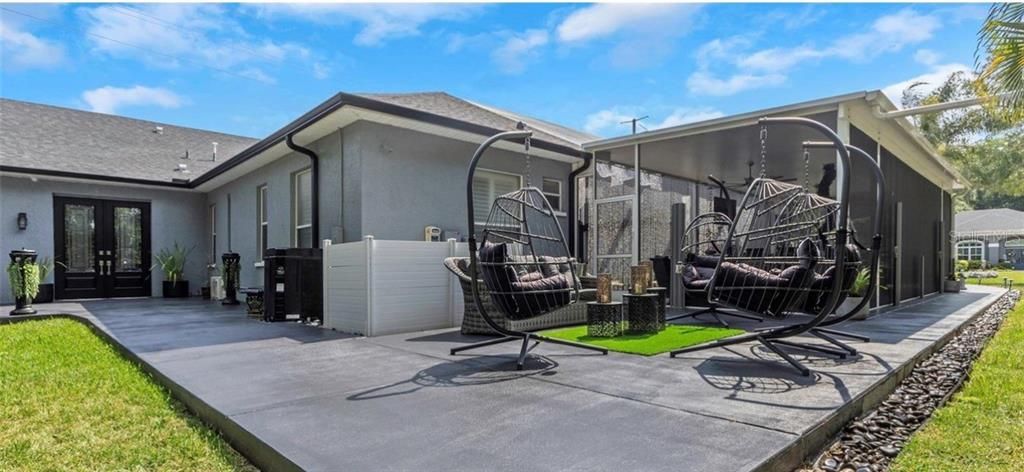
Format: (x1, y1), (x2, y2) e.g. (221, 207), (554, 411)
(0, 98), (258, 186)
(955, 208), (1024, 237)
(2, 92), (592, 188)
(353, 92), (598, 148)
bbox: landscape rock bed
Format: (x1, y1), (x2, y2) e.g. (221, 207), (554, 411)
(806, 290), (1021, 472)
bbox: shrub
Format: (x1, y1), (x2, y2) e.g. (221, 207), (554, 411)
(956, 259), (970, 272)
(967, 260), (984, 270)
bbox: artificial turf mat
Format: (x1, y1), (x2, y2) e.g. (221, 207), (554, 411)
(541, 324), (745, 356)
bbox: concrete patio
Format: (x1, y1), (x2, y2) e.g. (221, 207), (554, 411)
(2, 286), (1005, 472)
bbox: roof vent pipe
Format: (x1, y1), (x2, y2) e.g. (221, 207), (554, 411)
(212, 142), (218, 161)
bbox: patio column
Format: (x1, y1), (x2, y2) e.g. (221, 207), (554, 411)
(633, 142), (640, 265)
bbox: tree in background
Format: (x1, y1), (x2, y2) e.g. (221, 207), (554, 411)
(901, 71), (1023, 212)
(977, 3), (1024, 116)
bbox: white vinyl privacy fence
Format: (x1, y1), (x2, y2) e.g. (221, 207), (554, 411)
(323, 236), (469, 336)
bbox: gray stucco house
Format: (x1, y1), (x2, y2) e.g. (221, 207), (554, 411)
(2, 89), (965, 312)
(0, 93), (591, 303)
(955, 208), (1024, 269)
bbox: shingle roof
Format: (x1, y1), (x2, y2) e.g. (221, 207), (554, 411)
(353, 92), (597, 150)
(0, 98), (258, 184)
(955, 208), (1024, 235)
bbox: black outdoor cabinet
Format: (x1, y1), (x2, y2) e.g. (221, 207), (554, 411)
(262, 247), (323, 322)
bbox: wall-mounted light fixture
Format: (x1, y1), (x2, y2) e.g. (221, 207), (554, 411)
(17, 212), (28, 230)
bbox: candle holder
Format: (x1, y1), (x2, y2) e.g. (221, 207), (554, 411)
(640, 260), (656, 288)
(596, 273), (613, 304)
(630, 265), (648, 294)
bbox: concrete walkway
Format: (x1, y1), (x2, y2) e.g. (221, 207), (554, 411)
(2, 287), (1005, 472)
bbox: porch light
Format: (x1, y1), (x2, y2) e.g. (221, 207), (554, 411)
(16, 212), (27, 231)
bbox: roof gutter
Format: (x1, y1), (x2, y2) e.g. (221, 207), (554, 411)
(286, 133), (320, 246)
(566, 152), (593, 258)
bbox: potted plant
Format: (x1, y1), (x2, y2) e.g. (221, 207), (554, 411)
(153, 243), (193, 298)
(34, 257), (61, 303)
(838, 268), (872, 319)
(7, 249), (40, 315)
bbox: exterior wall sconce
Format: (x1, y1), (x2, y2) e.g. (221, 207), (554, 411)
(17, 212), (27, 231)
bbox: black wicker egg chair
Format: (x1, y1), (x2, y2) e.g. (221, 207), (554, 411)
(669, 116), (858, 376)
(449, 129), (608, 370)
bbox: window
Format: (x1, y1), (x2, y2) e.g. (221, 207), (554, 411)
(956, 240), (984, 261)
(293, 169), (313, 247)
(472, 169), (522, 226)
(209, 204), (217, 262)
(542, 178), (563, 213)
(257, 185), (268, 256)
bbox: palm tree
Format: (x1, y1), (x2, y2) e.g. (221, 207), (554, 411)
(977, 4), (1024, 114)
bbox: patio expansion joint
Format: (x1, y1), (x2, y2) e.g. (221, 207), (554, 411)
(360, 336), (802, 437)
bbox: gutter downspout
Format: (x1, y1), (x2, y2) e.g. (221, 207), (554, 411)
(286, 133), (320, 246)
(567, 152), (593, 260)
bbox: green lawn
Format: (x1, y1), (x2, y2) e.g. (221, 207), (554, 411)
(891, 297), (1024, 472)
(542, 324), (744, 356)
(0, 318), (255, 472)
(965, 270), (1024, 287)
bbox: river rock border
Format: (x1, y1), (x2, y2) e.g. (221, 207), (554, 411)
(805, 290), (1021, 472)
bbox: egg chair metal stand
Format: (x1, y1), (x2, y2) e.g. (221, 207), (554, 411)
(669, 116), (856, 376)
(449, 129), (608, 370)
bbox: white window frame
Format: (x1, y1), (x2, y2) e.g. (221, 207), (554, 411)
(956, 240), (984, 261)
(541, 177), (565, 215)
(293, 168), (313, 247)
(257, 184), (268, 256)
(474, 168), (523, 226)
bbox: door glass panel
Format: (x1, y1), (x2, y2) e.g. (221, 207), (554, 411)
(114, 206), (143, 272)
(64, 204), (95, 272)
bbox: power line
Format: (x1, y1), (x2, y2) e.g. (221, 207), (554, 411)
(0, 6), (280, 87)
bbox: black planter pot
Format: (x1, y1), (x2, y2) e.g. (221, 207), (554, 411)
(35, 283), (54, 303)
(162, 280), (190, 298)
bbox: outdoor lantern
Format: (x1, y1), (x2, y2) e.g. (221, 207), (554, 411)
(16, 212), (27, 231)
(596, 273), (613, 304)
(630, 265), (648, 294)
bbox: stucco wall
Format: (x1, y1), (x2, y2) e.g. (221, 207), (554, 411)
(0, 175), (207, 304)
(204, 130), (343, 288)
(346, 121), (574, 241)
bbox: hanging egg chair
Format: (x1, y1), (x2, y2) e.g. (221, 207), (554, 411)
(450, 128), (608, 370)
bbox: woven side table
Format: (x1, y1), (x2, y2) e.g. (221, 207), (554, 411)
(587, 302), (623, 337)
(647, 287), (668, 329)
(623, 293), (660, 334)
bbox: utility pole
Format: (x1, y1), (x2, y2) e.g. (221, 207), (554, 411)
(620, 116), (648, 135)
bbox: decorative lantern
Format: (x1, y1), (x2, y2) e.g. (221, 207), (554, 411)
(596, 273), (613, 304)
(221, 252), (241, 306)
(640, 260), (656, 288)
(630, 265), (648, 294)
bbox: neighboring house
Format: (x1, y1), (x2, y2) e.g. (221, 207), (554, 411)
(955, 208), (1024, 269)
(2, 89), (966, 311)
(0, 93), (591, 303)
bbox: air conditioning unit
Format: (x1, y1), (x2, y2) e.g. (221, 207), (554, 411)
(210, 276), (226, 300)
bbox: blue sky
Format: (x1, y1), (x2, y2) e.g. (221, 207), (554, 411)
(0, 3), (987, 139)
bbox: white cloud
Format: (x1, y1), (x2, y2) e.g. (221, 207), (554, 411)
(651, 107), (725, 129)
(914, 49), (942, 66)
(556, 3), (700, 43)
(312, 62), (330, 80)
(236, 68), (275, 85)
(881, 63), (971, 104)
(79, 4), (309, 82)
(687, 71), (787, 96)
(584, 105), (724, 136)
(492, 29), (548, 75)
(81, 85), (184, 114)
(250, 4), (481, 46)
(688, 8), (944, 97)
(0, 17), (65, 70)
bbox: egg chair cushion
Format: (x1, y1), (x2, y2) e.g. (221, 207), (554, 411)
(478, 242), (573, 320)
(800, 244), (863, 314)
(710, 239), (818, 317)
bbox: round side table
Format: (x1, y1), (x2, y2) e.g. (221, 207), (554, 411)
(587, 301), (623, 337)
(623, 293), (660, 334)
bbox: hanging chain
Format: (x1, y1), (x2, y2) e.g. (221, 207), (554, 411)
(758, 124), (768, 178)
(524, 135), (532, 187)
(802, 147), (811, 190)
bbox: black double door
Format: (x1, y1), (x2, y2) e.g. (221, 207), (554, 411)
(54, 197), (151, 299)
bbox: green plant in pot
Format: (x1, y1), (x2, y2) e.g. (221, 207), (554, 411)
(153, 243), (193, 298)
(7, 252), (40, 314)
(34, 257), (62, 303)
(839, 268), (873, 319)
